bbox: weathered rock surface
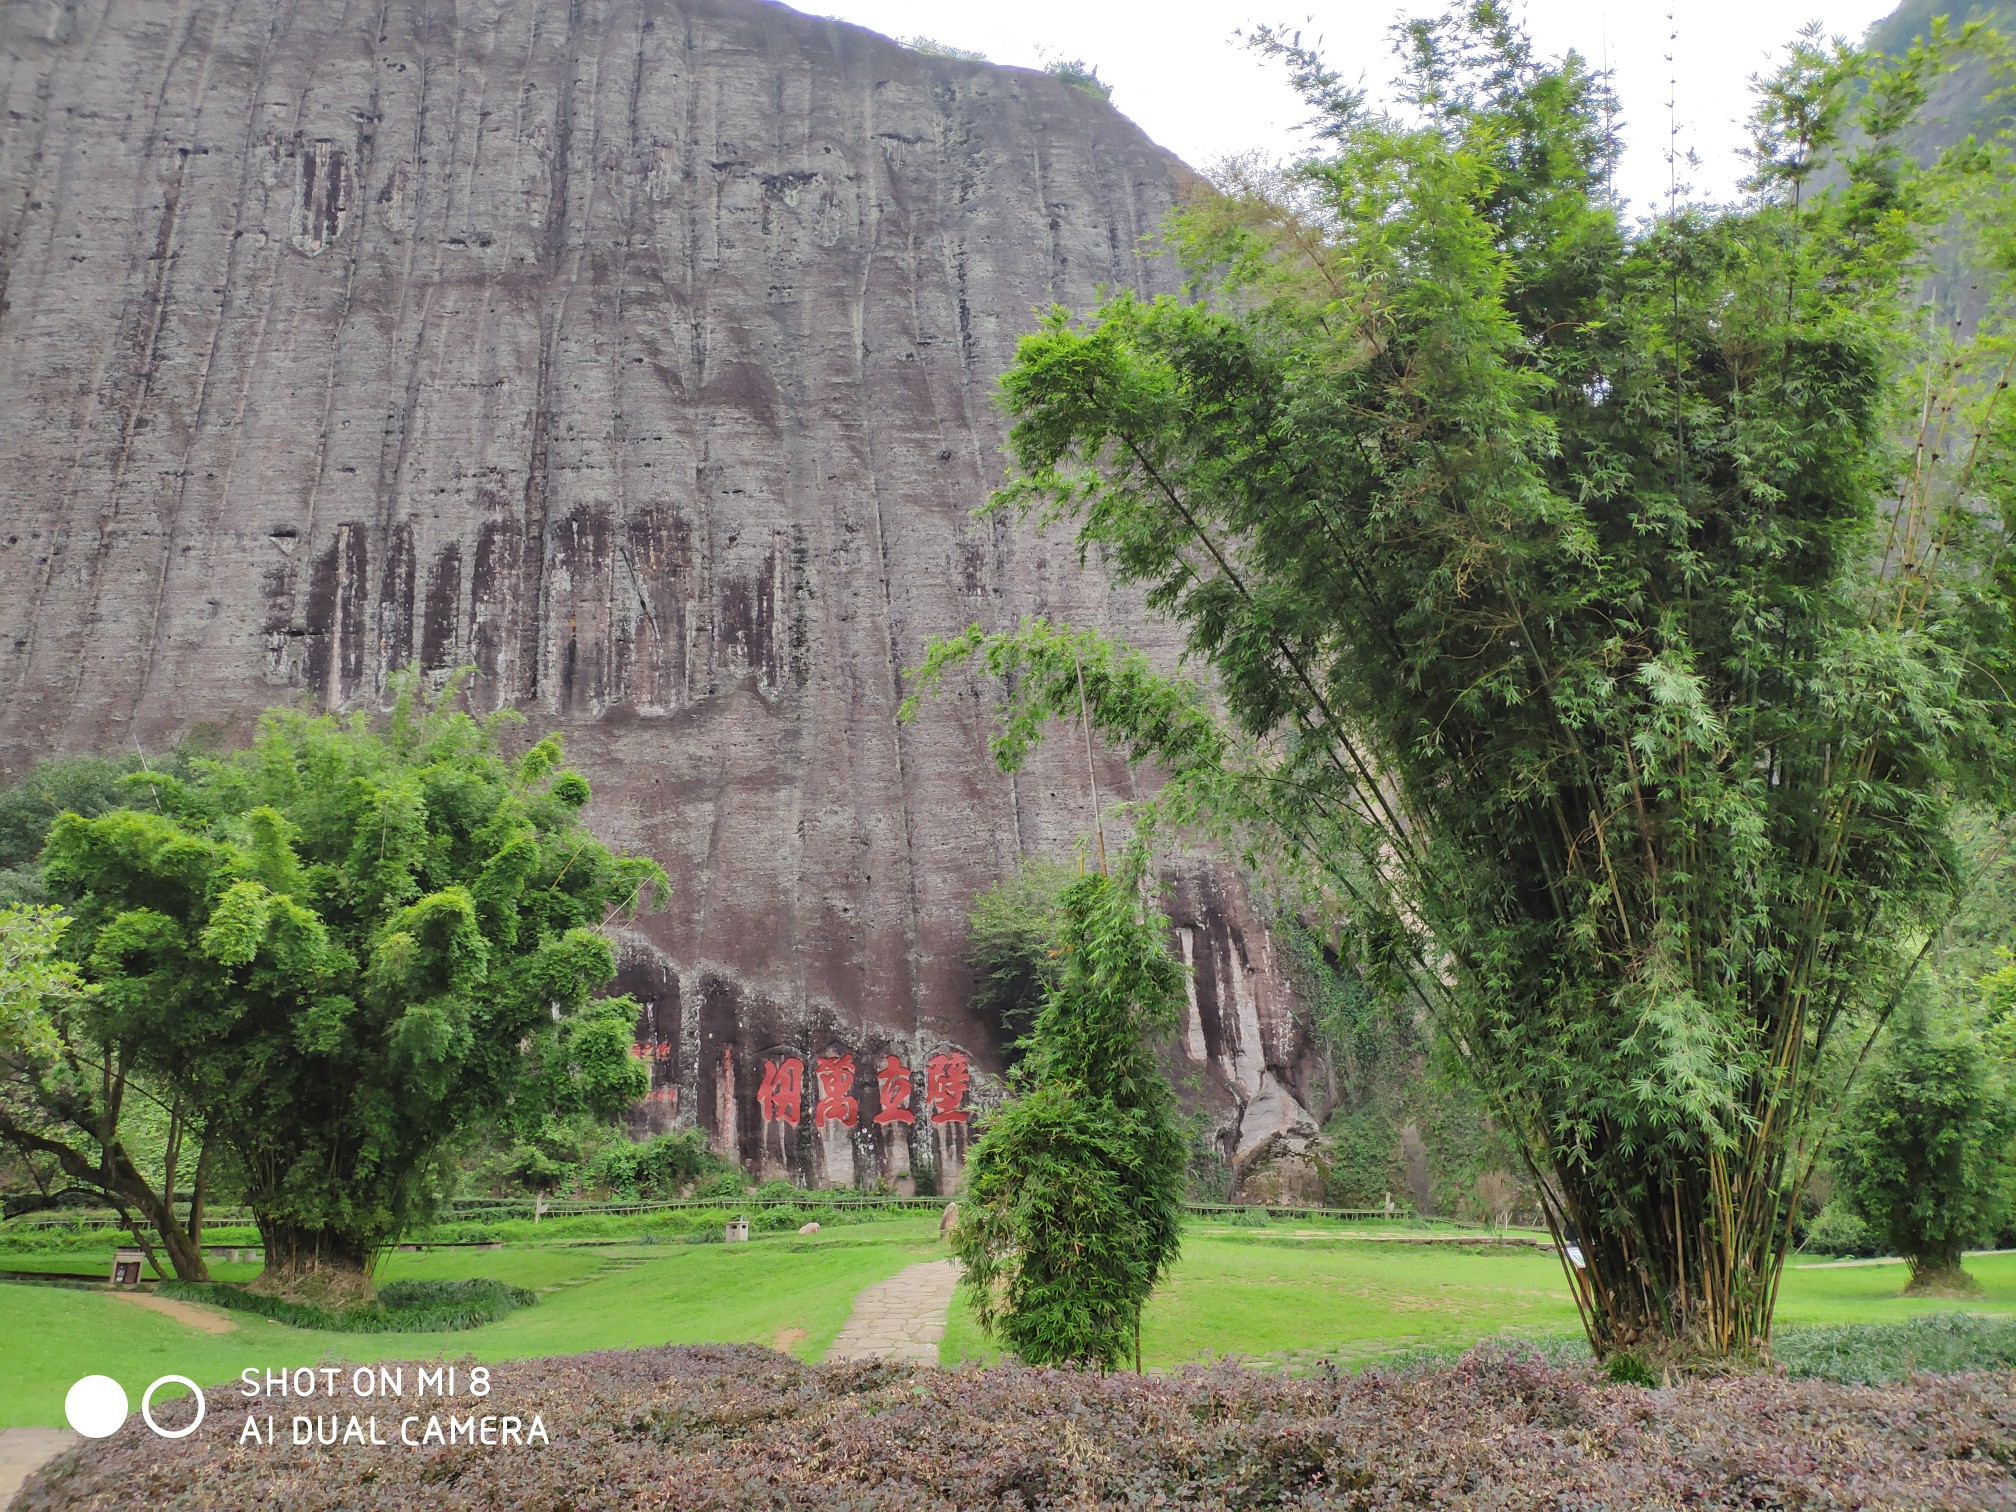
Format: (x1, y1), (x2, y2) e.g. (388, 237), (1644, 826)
(0, 0), (1319, 1183)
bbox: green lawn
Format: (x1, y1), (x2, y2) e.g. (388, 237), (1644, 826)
(940, 1228), (2016, 1370)
(1779, 1251), (2016, 1326)
(9, 1216), (2013, 1429)
(0, 1216), (945, 1427)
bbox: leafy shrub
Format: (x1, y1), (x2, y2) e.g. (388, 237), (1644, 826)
(1801, 1200), (1881, 1257)
(964, 856), (1073, 1055)
(903, 35), (986, 62)
(1183, 1112), (1233, 1203)
(1604, 1351), (1658, 1386)
(22, 1344), (2016, 1510)
(956, 870), (1187, 1370)
(406, 1203), (882, 1248)
(592, 1130), (731, 1198)
(1321, 1108), (1399, 1207)
(156, 1277), (534, 1333)
(458, 1111), (633, 1198)
(1043, 58), (1112, 100)
(0, 1222), (262, 1255)
(1774, 1313), (2016, 1385)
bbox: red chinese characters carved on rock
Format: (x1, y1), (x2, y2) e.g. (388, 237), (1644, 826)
(926, 1052), (971, 1125)
(758, 1057), (804, 1126)
(757, 1051), (969, 1128)
(873, 1055), (914, 1125)
(814, 1054), (859, 1131)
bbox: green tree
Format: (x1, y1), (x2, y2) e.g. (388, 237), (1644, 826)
(40, 681), (665, 1301)
(1837, 994), (2015, 1291)
(0, 753), (233, 1274)
(0, 754), (185, 905)
(1043, 58), (1112, 101)
(965, 856), (1074, 1055)
(952, 867), (1187, 1369)
(911, 7), (2016, 1360)
(0, 903), (216, 1277)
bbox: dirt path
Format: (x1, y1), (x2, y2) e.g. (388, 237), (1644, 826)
(111, 1290), (236, 1334)
(825, 1260), (960, 1367)
(1797, 1248), (2016, 1270)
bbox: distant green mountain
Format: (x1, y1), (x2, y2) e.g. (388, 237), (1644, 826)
(1860, 1), (2013, 331)
(1866, 0), (2014, 150)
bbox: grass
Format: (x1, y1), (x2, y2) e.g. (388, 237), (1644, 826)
(940, 1226), (2016, 1370)
(0, 1214), (947, 1427)
(9, 1213), (2016, 1428)
(942, 1223), (1586, 1370)
(1773, 1312), (2016, 1383)
(155, 1277), (537, 1332)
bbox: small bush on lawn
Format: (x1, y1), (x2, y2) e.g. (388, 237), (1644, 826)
(1800, 1199), (1882, 1258)
(22, 1343), (2016, 1510)
(156, 1277), (534, 1333)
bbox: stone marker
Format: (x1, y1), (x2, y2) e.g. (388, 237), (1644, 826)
(939, 1202), (960, 1238)
(798, 1221), (820, 1235)
(726, 1216), (750, 1244)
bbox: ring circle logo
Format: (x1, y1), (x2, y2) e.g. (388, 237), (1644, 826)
(142, 1376), (206, 1438)
(65, 1376), (206, 1439)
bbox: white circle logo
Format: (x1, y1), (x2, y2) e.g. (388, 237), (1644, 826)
(63, 1376), (128, 1439)
(140, 1376), (205, 1439)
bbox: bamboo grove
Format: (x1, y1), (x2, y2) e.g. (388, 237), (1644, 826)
(907, 5), (2016, 1360)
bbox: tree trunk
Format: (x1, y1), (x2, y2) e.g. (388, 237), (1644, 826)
(1536, 1148), (1795, 1365)
(1905, 1243), (1979, 1296)
(129, 1170), (211, 1282)
(0, 1116), (210, 1279)
(251, 1219), (376, 1307)
(187, 1138), (214, 1250)
(103, 1133), (210, 1281)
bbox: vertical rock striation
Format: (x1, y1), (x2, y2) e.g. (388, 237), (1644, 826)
(0, 0), (1319, 1183)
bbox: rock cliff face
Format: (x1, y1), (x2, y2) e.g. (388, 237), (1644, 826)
(0, 0), (1320, 1185)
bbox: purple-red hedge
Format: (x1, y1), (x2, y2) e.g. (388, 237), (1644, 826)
(20, 1343), (2016, 1509)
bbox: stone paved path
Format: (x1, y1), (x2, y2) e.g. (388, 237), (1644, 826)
(1, 1429), (78, 1509)
(825, 1260), (960, 1366)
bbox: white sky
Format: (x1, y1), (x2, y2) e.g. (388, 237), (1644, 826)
(804, 0), (1905, 215)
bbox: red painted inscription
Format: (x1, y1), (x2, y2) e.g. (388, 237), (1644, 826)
(757, 1056), (804, 1126)
(926, 1052), (971, 1125)
(873, 1055), (915, 1125)
(814, 1054), (859, 1131)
